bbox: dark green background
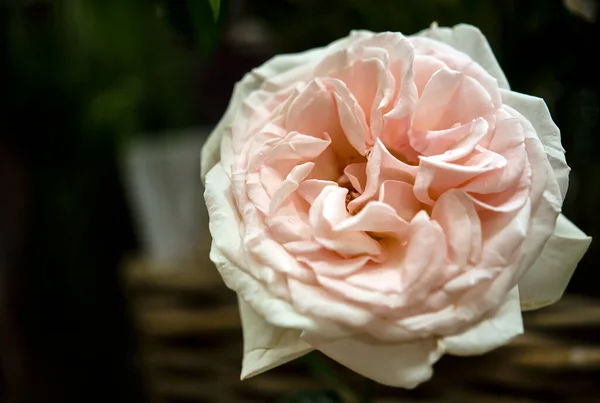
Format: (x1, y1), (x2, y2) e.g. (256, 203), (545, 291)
(1, 1), (597, 402)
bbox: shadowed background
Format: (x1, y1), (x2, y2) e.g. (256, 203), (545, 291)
(1, 0), (598, 402)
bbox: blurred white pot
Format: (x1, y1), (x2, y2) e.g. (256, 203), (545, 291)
(122, 128), (211, 266)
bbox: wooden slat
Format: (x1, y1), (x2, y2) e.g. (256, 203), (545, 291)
(125, 257), (222, 291)
(510, 345), (600, 369)
(144, 347), (240, 373)
(525, 302), (600, 327)
(153, 376), (232, 401)
(139, 305), (241, 336)
(506, 332), (561, 348)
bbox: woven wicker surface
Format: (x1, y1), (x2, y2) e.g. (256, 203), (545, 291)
(124, 256), (600, 403)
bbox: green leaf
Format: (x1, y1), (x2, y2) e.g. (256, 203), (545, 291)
(186, 0), (219, 57)
(208, 0), (220, 21)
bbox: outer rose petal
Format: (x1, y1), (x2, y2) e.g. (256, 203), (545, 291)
(238, 299), (313, 380)
(518, 214), (592, 310)
(443, 287), (523, 355)
(201, 73), (259, 184)
(501, 90), (570, 200)
(306, 335), (443, 388)
(415, 23), (510, 90)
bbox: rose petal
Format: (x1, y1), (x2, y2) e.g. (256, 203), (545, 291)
(414, 23), (510, 91)
(410, 117), (489, 158)
(297, 179), (338, 204)
(288, 279), (374, 329)
(348, 139), (418, 212)
(412, 54), (447, 95)
(205, 164), (320, 330)
(201, 31), (372, 182)
(501, 90), (570, 200)
(316, 49), (393, 124)
(309, 336), (443, 388)
(265, 132), (331, 168)
(461, 108), (527, 195)
(201, 73), (261, 183)
(310, 186), (383, 256)
(285, 81), (343, 140)
(328, 78), (371, 155)
(396, 212), (447, 299)
(334, 201), (409, 233)
(443, 286), (523, 355)
(239, 299), (313, 380)
(415, 147), (507, 205)
(255, 31), (372, 91)
(269, 162), (314, 214)
(432, 190), (482, 271)
(344, 163), (367, 193)
(379, 180), (421, 222)
(298, 252), (372, 277)
(504, 103), (564, 282)
(412, 69), (495, 133)
(518, 214), (592, 310)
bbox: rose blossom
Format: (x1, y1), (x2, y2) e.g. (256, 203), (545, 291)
(201, 24), (591, 387)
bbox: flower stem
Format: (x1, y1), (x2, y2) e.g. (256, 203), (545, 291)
(360, 378), (375, 403)
(302, 352), (360, 403)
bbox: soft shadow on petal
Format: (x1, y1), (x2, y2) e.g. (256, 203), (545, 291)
(309, 336), (443, 388)
(519, 214), (592, 311)
(443, 286), (523, 355)
(379, 180), (421, 221)
(310, 186), (383, 257)
(412, 69), (495, 133)
(239, 299), (314, 380)
(415, 147), (507, 205)
(334, 201), (409, 233)
(501, 90), (570, 200)
(412, 54), (447, 95)
(348, 139), (418, 212)
(432, 190), (482, 271)
(414, 23), (510, 91)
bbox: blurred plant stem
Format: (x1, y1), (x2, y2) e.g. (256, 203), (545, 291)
(302, 352), (373, 403)
(360, 378), (376, 403)
(208, 0), (221, 21)
(187, 0), (225, 58)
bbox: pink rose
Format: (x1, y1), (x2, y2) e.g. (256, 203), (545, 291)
(202, 24), (591, 387)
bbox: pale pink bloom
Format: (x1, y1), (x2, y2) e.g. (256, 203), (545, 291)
(202, 24), (591, 388)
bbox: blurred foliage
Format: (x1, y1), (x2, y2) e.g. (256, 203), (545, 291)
(2, 1), (220, 402)
(247, 0), (504, 52)
(187, 0), (224, 57)
(5, 0), (226, 150)
(208, 0), (222, 21)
